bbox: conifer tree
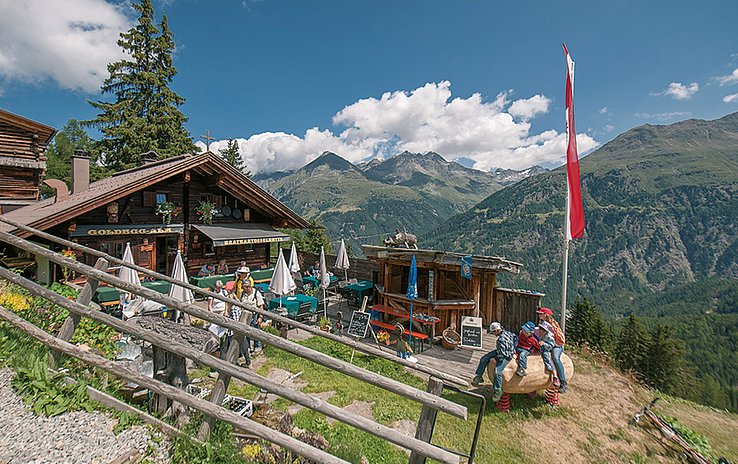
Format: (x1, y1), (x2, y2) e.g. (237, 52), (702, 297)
(218, 139), (250, 176)
(567, 297), (612, 352)
(44, 119), (93, 187)
(614, 314), (650, 374)
(86, 0), (196, 170)
(642, 324), (686, 393)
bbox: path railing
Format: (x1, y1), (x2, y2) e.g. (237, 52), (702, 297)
(0, 223), (464, 464)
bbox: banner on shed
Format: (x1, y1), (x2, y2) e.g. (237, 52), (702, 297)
(461, 255), (472, 280)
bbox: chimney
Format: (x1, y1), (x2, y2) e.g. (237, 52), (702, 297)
(71, 149), (90, 194)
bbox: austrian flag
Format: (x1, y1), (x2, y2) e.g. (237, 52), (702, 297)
(563, 44), (585, 239)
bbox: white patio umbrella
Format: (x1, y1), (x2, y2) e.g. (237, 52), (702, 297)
(319, 246), (330, 317)
(334, 238), (350, 282)
(169, 250), (194, 322)
(288, 242), (300, 274)
(270, 249), (296, 309)
(118, 242), (141, 318)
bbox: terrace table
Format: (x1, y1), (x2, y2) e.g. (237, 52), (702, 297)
(344, 281), (374, 307)
(268, 294), (318, 317)
(93, 280), (173, 304)
(301, 275), (338, 288)
(189, 273), (235, 289)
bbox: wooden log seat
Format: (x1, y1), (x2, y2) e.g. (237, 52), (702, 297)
(485, 352), (574, 394)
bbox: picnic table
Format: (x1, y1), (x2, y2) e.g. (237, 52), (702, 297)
(268, 294), (318, 321)
(93, 280), (172, 304)
(343, 280), (374, 306)
(254, 283), (270, 294)
(302, 275), (338, 288)
(369, 304), (439, 352)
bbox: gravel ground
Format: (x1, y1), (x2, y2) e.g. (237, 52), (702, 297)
(0, 368), (170, 464)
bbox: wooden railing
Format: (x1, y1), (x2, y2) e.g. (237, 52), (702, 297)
(0, 220), (465, 464)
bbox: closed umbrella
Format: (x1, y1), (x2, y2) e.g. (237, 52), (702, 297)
(319, 246), (330, 317)
(406, 254), (418, 350)
(334, 239), (350, 282)
(270, 249), (296, 309)
(169, 250), (194, 322)
(118, 242), (141, 318)
(288, 242), (300, 274)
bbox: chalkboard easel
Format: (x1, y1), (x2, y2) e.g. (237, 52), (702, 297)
(460, 316), (483, 349)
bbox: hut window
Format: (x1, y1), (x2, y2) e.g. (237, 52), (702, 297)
(155, 192), (168, 205)
(204, 241), (214, 256)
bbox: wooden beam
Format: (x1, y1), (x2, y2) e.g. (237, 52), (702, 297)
(0, 304), (348, 464)
(409, 377), (444, 464)
(0, 217), (467, 387)
(0, 268), (461, 464)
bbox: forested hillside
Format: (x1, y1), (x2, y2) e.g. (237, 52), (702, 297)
(424, 112), (738, 409)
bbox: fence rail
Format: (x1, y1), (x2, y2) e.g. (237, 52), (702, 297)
(0, 225), (464, 464)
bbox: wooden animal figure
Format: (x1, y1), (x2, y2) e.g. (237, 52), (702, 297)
(384, 228), (419, 249)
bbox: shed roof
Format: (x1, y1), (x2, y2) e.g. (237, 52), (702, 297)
(362, 245), (522, 274)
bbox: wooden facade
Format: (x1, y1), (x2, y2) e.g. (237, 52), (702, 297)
(363, 246), (542, 333)
(0, 109), (55, 212)
(1, 152), (308, 281)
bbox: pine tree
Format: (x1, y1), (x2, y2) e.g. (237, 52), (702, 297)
(44, 119), (93, 187)
(86, 0), (196, 170)
(281, 219), (332, 254)
(642, 324), (686, 393)
(614, 314), (650, 375)
(567, 297), (612, 352)
(218, 139), (250, 176)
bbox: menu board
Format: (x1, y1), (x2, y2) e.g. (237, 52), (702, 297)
(347, 311), (371, 339)
(460, 316), (483, 349)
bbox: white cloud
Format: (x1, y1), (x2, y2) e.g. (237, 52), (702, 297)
(201, 81), (599, 173)
(635, 111), (691, 122)
(723, 93), (738, 103)
(599, 106), (609, 114)
(656, 82), (700, 100)
(0, 0), (131, 93)
(716, 68), (738, 86)
(507, 94), (551, 120)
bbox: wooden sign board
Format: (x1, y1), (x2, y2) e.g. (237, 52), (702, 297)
(460, 316), (483, 349)
(347, 311), (371, 339)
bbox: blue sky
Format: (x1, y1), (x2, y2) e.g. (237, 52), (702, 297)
(1, 0), (737, 172)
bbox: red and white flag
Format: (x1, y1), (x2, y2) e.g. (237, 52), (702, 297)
(563, 44), (585, 240)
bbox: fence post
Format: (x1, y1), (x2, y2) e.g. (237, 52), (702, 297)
(49, 257), (109, 369)
(197, 308), (252, 441)
(409, 376), (443, 464)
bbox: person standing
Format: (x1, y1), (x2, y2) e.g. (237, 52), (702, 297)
(240, 281), (265, 353)
(207, 280), (228, 339)
(537, 307), (568, 393)
(471, 322), (517, 402)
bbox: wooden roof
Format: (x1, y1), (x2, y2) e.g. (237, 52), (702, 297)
(0, 152), (309, 237)
(362, 245), (523, 274)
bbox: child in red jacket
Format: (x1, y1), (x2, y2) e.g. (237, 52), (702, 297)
(515, 321), (540, 376)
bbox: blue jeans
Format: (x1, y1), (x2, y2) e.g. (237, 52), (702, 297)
(475, 350), (511, 391)
(516, 348), (531, 369)
(552, 345), (567, 384)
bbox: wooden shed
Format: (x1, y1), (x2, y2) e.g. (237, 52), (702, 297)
(363, 246), (542, 333)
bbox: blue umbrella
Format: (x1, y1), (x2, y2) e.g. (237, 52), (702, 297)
(406, 254), (418, 348)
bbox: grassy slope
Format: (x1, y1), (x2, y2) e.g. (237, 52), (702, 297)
(251, 337), (738, 464)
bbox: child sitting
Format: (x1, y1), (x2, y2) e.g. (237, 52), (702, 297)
(515, 321), (540, 376)
(394, 323), (414, 360)
(537, 321), (560, 387)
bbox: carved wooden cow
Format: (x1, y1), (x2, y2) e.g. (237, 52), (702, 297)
(384, 228), (419, 249)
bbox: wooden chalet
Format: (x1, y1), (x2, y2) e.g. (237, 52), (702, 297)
(363, 245), (544, 332)
(0, 151), (308, 282)
(0, 109), (56, 213)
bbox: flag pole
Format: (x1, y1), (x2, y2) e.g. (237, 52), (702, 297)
(561, 198), (570, 335)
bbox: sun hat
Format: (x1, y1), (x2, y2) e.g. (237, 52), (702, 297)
(536, 307), (553, 316)
(538, 321), (554, 333)
(522, 321), (536, 333)
(214, 280), (224, 288)
(489, 322), (502, 332)
(236, 266), (250, 274)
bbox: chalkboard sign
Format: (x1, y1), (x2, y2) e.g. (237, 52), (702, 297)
(460, 316), (483, 349)
(347, 311), (371, 339)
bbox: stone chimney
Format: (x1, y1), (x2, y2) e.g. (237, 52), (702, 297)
(71, 149), (90, 194)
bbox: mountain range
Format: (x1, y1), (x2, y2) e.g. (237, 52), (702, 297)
(253, 150), (547, 253)
(423, 112), (738, 408)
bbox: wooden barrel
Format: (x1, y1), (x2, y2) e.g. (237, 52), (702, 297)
(486, 352), (574, 394)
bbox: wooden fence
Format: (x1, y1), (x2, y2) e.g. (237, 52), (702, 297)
(0, 218), (466, 464)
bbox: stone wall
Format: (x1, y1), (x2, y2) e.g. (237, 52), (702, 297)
(297, 251), (378, 282)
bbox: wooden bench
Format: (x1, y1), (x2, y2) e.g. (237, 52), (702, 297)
(370, 319), (428, 352)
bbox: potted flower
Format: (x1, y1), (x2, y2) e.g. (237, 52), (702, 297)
(196, 200), (216, 225)
(318, 317), (331, 332)
(155, 201), (181, 225)
(376, 330), (390, 346)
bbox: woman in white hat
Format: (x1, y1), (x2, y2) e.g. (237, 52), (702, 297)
(233, 265), (254, 299)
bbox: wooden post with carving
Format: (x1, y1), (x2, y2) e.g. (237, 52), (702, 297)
(49, 257), (109, 369)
